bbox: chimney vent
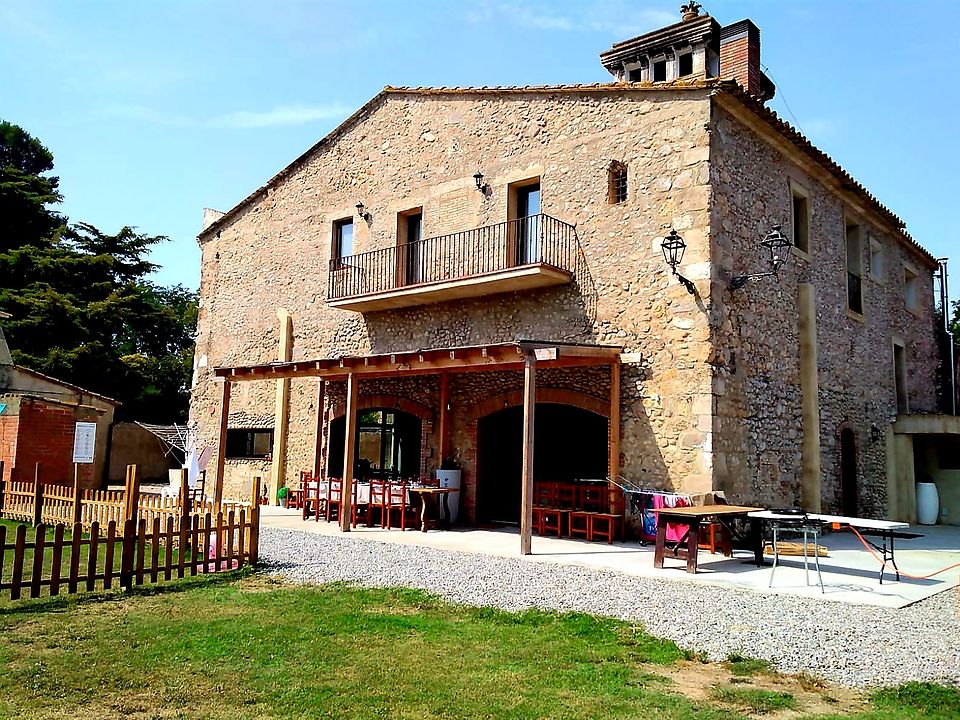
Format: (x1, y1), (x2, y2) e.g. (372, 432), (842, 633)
(680, 2), (702, 22)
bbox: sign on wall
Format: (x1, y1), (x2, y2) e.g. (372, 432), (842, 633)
(72, 422), (97, 464)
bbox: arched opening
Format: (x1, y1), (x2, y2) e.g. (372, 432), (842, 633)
(476, 403), (608, 524)
(840, 427), (858, 517)
(328, 408), (422, 480)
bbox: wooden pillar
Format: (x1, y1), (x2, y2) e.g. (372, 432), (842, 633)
(798, 283), (822, 512)
(269, 309), (294, 505)
(312, 380), (326, 479)
(438, 372), (450, 462)
(608, 358), (621, 513)
(519, 355), (536, 555)
(340, 372), (358, 532)
(214, 379), (232, 507)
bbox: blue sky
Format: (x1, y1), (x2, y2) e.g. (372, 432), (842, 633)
(1, 0), (957, 290)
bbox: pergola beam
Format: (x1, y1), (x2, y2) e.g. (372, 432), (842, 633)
(340, 372), (358, 532)
(213, 379), (231, 507)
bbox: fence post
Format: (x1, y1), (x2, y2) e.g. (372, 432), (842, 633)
(32, 463), (43, 527)
(123, 464), (140, 524)
(0, 460), (5, 516)
(178, 468), (190, 519)
(249, 476), (261, 565)
(71, 465), (82, 525)
(119, 517), (136, 590)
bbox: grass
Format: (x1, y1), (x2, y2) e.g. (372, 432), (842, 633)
(0, 574), (957, 719)
(725, 652), (773, 677)
(712, 686), (798, 714)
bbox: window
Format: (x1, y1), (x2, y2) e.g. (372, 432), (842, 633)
(893, 342), (908, 414)
(790, 184), (810, 254)
(225, 429), (273, 459)
(607, 161), (627, 204)
(397, 208), (424, 286)
(869, 238), (884, 281)
(507, 178), (541, 265)
(332, 218), (353, 267)
(653, 59), (667, 82)
(678, 52), (693, 77)
(904, 266), (919, 310)
(627, 66), (643, 82)
(845, 222), (863, 315)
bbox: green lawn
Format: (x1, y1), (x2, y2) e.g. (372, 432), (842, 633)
(0, 574), (957, 719)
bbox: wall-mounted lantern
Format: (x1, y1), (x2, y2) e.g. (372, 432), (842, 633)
(729, 225), (791, 291)
(660, 229), (696, 294)
(473, 171), (486, 192)
(356, 201), (370, 223)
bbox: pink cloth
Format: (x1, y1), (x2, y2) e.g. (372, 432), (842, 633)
(653, 493), (690, 542)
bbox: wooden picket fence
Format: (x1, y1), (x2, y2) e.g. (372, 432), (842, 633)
(0, 477), (262, 602)
(0, 462), (248, 532)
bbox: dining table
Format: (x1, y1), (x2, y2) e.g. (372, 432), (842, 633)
(652, 504), (765, 573)
(406, 486), (456, 532)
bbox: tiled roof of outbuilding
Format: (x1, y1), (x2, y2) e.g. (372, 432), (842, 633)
(197, 80), (935, 266)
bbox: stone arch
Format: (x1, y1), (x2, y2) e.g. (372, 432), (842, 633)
(469, 387), (608, 423)
(327, 393), (434, 422)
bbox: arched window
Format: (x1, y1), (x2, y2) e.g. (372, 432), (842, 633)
(607, 161), (627, 204)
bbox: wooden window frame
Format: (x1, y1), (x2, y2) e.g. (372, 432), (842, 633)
(331, 217), (354, 269)
(789, 180), (811, 257)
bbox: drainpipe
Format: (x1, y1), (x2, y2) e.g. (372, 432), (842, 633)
(936, 258), (956, 415)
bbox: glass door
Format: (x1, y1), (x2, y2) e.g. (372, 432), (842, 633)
(403, 212), (423, 285)
(515, 184), (540, 265)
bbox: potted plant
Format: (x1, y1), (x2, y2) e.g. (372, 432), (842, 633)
(437, 456), (462, 524)
(277, 485), (289, 508)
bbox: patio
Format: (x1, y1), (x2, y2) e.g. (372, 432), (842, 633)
(260, 505), (960, 609)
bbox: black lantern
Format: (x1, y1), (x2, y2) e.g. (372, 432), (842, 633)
(660, 229), (695, 294)
(730, 224), (792, 291)
(473, 171), (485, 191)
(760, 224), (791, 273)
(356, 201), (369, 222)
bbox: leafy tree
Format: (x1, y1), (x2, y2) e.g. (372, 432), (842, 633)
(0, 120), (196, 423)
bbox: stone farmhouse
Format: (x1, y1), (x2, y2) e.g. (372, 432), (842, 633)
(189, 5), (953, 542)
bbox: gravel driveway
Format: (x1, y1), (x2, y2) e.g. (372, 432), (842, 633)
(261, 526), (960, 688)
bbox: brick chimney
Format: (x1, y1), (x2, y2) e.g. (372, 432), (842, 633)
(720, 20), (767, 99)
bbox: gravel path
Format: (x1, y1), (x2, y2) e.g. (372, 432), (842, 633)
(261, 527), (960, 688)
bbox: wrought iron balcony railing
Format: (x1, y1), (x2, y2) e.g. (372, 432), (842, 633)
(327, 214), (579, 302)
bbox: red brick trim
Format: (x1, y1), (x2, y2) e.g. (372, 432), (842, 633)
(468, 388), (608, 422)
(327, 394), (435, 423)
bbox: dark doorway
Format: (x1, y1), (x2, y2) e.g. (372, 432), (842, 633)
(511, 182), (541, 265)
(476, 403), (607, 524)
(840, 428), (858, 517)
(399, 210), (423, 285)
(328, 408), (422, 480)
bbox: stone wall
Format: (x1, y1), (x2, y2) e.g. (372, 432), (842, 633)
(191, 88), (717, 500)
(709, 100), (939, 515)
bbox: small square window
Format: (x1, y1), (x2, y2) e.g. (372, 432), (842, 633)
(653, 60), (667, 82)
(226, 429), (274, 459)
(678, 53), (693, 77)
(904, 266), (919, 310)
(869, 239), (884, 280)
(608, 161), (627, 204)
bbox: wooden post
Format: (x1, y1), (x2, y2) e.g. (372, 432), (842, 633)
(71, 465), (82, 525)
(124, 464), (140, 524)
(249, 476), (261, 564)
(214, 380), (232, 508)
(0, 460), (6, 516)
(519, 355), (536, 556)
(32, 462), (43, 527)
(340, 373), (358, 533)
(312, 380), (326, 479)
(608, 358), (621, 513)
(178, 468), (190, 518)
(438, 372), (450, 463)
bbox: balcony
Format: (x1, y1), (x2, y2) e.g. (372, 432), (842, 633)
(327, 214), (579, 312)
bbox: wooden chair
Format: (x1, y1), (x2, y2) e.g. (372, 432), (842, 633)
(578, 484), (605, 513)
(534, 481), (555, 507)
(325, 478), (343, 523)
(385, 480), (416, 530)
(367, 479), (388, 527)
(351, 479), (371, 528)
(568, 511), (591, 540)
(554, 482), (576, 510)
(301, 474), (325, 522)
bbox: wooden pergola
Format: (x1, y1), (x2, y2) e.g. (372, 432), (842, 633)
(212, 340), (623, 554)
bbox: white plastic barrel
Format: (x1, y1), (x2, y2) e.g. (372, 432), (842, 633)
(436, 470), (462, 524)
(916, 481), (940, 526)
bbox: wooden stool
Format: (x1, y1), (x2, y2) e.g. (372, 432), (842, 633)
(589, 513), (622, 544)
(698, 522), (732, 556)
(568, 511), (590, 540)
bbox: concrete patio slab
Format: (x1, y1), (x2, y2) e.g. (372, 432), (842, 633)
(260, 506), (960, 609)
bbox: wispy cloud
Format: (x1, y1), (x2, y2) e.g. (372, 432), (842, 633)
(467, 2), (675, 36)
(106, 102), (351, 130)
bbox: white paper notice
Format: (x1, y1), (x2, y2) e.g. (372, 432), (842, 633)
(72, 422), (97, 464)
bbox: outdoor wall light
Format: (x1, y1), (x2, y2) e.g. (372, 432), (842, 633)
(660, 229), (696, 294)
(473, 171), (485, 191)
(729, 225), (791, 291)
(355, 201), (370, 222)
